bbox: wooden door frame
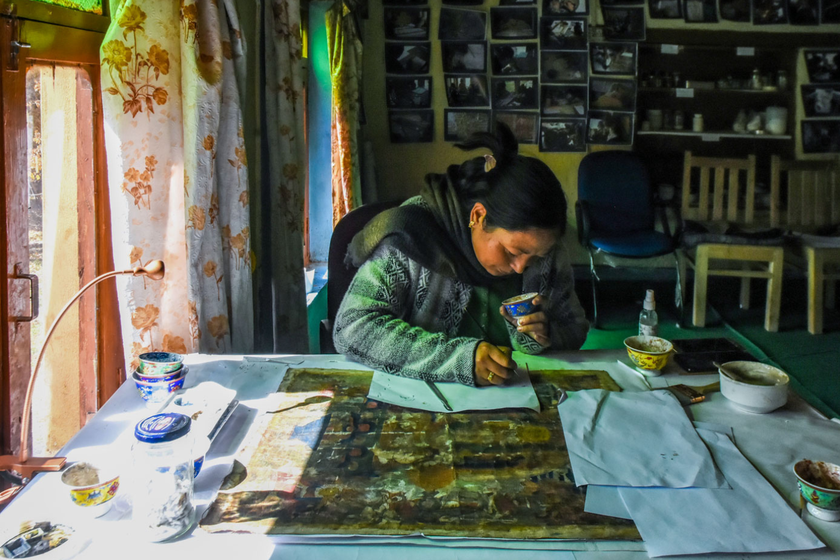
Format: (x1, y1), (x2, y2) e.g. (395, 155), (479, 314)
(1, 13), (120, 456)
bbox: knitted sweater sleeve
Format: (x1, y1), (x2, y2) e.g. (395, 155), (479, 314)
(333, 246), (479, 386)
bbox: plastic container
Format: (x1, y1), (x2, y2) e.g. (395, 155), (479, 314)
(692, 114), (704, 132)
(639, 289), (658, 337)
(131, 413), (195, 542)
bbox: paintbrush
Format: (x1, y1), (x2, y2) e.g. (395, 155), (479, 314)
(660, 382), (720, 405)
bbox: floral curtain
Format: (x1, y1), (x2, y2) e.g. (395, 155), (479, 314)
(101, 0), (253, 366)
(326, 0), (363, 226)
(265, 0), (309, 352)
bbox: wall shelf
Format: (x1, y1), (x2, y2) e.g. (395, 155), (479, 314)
(637, 130), (792, 141)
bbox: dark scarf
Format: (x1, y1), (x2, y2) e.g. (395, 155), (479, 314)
(346, 166), (497, 287)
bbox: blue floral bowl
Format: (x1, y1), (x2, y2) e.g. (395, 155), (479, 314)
(134, 363), (185, 383)
(133, 368), (187, 404)
(138, 352), (183, 375)
(502, 292), (539, 319)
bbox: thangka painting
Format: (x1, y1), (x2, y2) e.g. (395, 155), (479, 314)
(201, 368), (639, 541)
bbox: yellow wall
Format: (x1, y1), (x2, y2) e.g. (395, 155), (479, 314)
(361, 0), (840, 262)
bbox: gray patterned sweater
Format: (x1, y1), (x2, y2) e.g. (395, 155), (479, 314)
(333, 237), (589, 386)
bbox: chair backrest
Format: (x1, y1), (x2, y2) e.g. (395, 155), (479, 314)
(326, 200), (402, 324)
(577, 150), (655, 234)
(770, 155), (840, 230)
(681, 151), (757, 224)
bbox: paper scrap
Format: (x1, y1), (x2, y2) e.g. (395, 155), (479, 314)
(368, 369), (539, 413)
(558, 389), (728, 489)
(619, 428), (824, 557)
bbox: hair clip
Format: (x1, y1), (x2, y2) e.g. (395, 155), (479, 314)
(484, 154), (496, 173)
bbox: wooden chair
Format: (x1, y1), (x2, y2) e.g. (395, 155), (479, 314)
(679, 152), (785, 332)
(770, 155), (840, 334)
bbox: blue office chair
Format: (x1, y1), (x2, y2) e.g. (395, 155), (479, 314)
(576, 150), (680, 326)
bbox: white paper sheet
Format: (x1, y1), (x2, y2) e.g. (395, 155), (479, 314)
(619, 427), (825, 557)
(367, 369), (539, 412)
(583, 486), (632, 520)
(557, 389), (728, 488)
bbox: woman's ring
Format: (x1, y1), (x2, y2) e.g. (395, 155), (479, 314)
(488, 372), (495, 382)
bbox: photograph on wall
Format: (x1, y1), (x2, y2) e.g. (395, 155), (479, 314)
(385, 43), (431, 74)
(540, 17), (588, 50)
(753, 0), (789, 22)
(543, 0), (589, 17)
(491, 43), (538, 75)
(649, 0), (683, 18)
(445, 74), (491, 106)
(540, 118), (586, 152)
(802, 120), (840, 153)
(718, 0), (750, 21)
(491, 7), (539, 38)
(541, 51), (588, 84)
(384, 8), (430, 40)
(590, 43), (637, 75)
(805, 51), (840, 83)
(386, 77), (432, 109)
(589, 78), (636, 111)
(684, 0), (719, 21)
(824, 0), (840, 22)
(389, 110), (434, 143)
(501, 0), (537, 4)
(541, 85), (587, 116)
(494, 111), (540, 143)
(788, 0), (819, 23)
(443, 42), (488, 73)
(601, 8), (645, 41)
(444, 109), (493, 141)
(801, 85), (840, 117)
(492, 78), (539, 109)
(439, 8), (488, 40)
(587, 110), (634, 145)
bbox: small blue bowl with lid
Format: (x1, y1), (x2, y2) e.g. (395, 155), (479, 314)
(133, 369), (187, 404)
(502, 292), (539, 319)
(134, 363), (185, 383)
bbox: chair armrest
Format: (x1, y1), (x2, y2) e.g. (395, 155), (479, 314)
(320, 319), (336, 354)
(575, 200), (591, 247)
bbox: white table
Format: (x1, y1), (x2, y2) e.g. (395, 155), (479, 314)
(2, 351), (839, 560)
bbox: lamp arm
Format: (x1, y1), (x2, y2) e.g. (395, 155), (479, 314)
(19, 268), (135, 463)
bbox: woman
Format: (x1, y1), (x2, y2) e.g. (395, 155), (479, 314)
(333, 122), (588, 387)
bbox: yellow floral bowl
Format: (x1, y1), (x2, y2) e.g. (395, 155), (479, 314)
(60, 462), (120, 518)
(624, 336), (674, 375)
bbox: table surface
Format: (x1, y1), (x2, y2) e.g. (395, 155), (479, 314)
(2, 350), (840, 560)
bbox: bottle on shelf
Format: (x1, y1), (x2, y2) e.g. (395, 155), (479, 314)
(639, 290), (659, 337)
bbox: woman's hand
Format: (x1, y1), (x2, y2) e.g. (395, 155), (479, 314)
(500, 294), (551, 348)
(475, 342), (516, 386)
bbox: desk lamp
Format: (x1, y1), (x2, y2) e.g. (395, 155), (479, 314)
(0, 261), (165, 490)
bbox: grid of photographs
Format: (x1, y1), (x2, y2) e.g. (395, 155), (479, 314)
(801, 50), (840, 153)
(385, 5), (434, 143)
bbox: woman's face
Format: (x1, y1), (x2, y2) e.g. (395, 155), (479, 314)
(470, 203), (557, 276)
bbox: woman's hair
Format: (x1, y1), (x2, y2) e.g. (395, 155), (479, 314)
(453, 121), (567, 234)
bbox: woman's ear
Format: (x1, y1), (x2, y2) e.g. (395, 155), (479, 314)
(470, 202), (487, 229)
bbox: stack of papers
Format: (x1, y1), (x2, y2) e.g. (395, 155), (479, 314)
(559, 390), (824, 557)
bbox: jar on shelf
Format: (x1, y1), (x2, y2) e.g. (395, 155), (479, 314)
(692, 113), (704, 132)
(674, 110), (685, 130)
(777, 70), (788, 90)
(131, 413), (195, 542)
(751, 69), (763, 90)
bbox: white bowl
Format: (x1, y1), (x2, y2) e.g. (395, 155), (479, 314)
(718, 361), (789, 414)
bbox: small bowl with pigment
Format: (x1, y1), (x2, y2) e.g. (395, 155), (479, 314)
(138, 352), (183, 376)
(134, 363), (185, 383)
(132, 368), (188, 404)
(623, 335), (674, 376)
(502, 292), (539, 320)
(794, 459), (840, 522)
(60, 461), (120, 518)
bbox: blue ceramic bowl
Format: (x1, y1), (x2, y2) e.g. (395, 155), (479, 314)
(132, 368), (187, 404)
(134, 363), (185, 383)
(138, 352), (184, 375)
(502, 292), (539, 318)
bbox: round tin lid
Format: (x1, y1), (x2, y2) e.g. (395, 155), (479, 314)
(134, 412), (191, 443)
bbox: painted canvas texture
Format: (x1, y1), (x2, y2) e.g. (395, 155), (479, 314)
(201, 367), (639, 540)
